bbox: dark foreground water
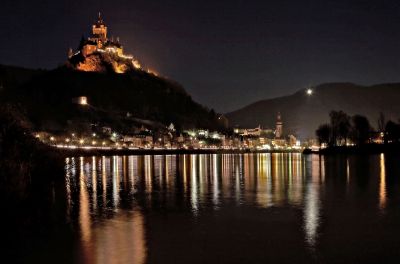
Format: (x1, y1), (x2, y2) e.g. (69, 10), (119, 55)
(4, 153), (400, 263)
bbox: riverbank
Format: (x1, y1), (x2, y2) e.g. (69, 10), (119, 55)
(304, 143), (400, 155)
(54, 146), (302, 157)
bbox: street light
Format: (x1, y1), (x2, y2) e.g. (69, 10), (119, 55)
(306, 88), (313, 95)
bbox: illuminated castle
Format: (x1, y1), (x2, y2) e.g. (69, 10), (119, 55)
(68, 13), (142, 72)
(81, 13), (125, 57)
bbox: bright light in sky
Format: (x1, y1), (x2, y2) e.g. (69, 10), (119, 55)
(306, 88), (313, 95)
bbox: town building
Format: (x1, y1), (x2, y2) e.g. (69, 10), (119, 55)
(275, 112), (283, 138)
(72, 96), (88, 105)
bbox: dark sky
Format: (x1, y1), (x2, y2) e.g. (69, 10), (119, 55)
(1, 0), (400, 112)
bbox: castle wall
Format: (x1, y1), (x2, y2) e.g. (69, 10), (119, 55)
(82, 44), (97, 57)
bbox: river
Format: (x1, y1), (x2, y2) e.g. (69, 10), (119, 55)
(5, 153), (400, 263)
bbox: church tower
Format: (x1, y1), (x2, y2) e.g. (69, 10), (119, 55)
(275, 112), (283, 138)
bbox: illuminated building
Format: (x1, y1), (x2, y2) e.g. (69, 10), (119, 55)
(68, 13), (142, 73)
(288, 134), (297, 146)
(243, 126), (262, 137)
(275, 112), (283, 138)
(72, 96), (88, 105)
(80, 13), (123, 57)
(234, 126), (273, 137)
(122, 133), (154, 148)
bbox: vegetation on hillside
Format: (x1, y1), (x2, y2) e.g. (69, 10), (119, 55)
(0, 64), (224, 134)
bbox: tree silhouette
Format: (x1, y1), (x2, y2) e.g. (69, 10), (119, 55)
(385, 121), (400, 143)
(316, 124), (331, 146)
(351, 115), (371, 145)
(329, 110), (351, 146)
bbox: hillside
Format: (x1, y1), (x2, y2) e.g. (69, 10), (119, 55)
(0, 65), (44, 90)
(0, 64), (221, 132)
(226, 83), (400, 139)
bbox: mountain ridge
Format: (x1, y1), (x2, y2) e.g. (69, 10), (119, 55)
(226, 82), (400, 139)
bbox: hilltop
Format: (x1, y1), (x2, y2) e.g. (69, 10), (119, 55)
(0, 14), (224, 133)
(226, 82), (400, 139)
(66, 13), (143, 74)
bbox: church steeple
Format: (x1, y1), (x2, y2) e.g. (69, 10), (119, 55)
(275, 112), (283, 139)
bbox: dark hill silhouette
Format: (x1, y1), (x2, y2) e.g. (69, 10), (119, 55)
(226, 83), (400, 139)
(0, 65), (44, 90)
(0, 64), (220, 131)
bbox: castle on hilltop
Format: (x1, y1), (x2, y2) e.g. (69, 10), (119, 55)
(80, 13), (124, 57)
(68, 13), (142, 72)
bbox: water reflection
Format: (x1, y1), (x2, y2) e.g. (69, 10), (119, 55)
(66, 156), (147, 264)
(64, 153), (396, 263)
(304, 155), (323, 247)
(79, 157), (91, 244)
(94, 211), (146, 264)
(379, 153), (387, 211)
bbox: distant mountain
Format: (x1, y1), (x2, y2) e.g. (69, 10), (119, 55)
(226, 83), (400, 139)
(0, 64), (222, 132)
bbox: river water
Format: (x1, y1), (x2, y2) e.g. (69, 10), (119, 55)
(7, 153), (400, 263)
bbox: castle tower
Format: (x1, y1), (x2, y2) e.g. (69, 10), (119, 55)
(92, 12), (108, 43)
(275, 112), (283, 138)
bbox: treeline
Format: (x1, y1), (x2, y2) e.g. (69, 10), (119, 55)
(316, 110), (400, 147)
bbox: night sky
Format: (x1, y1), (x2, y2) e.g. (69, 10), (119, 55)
(1, 0), (400, 112)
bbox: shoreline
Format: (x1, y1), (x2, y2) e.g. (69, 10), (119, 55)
(54, 147), (302, 157)
(305, 143), (400, 155)
(50, 144), (400, 157)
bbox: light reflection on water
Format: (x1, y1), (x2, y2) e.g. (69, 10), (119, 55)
(64, 153), (392, 263)
(379, 153), (387, 211)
